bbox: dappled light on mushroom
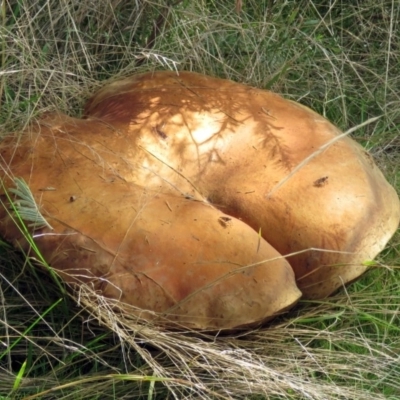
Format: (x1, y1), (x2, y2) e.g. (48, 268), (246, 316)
(0, 71), (398, 330)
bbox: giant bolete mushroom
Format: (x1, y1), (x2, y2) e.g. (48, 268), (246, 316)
(0, 71), (398, 330)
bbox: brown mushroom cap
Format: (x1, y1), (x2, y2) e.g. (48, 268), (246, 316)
(0, 71), (398, 330)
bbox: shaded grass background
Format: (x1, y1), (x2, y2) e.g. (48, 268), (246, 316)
(0, 0), (399, 398)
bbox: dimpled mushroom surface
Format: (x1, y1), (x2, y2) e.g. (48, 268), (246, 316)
(0, 107), (301, 331)
(0, 71), (399, 330)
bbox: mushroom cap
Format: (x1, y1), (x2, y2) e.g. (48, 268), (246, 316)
(0, 70), (398, 330)
(0, 114), (300, 330)
(84, 71), (400, 299)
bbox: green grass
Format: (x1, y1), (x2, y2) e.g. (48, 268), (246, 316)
(0, 0), (399, 399)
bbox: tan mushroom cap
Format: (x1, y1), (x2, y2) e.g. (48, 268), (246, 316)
(0, 114), (301, 331)
(0, 70), (398, 331)
(84, 71), (400, 299)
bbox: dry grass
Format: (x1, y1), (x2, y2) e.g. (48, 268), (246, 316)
(0, 0), (399, 399)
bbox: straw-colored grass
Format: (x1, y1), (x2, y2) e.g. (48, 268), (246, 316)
(0, 1), (399, 399)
